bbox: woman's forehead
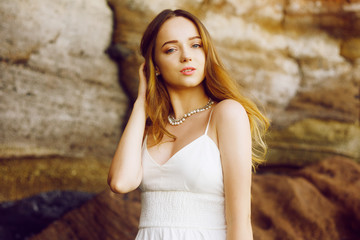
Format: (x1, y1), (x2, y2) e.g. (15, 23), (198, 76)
(156, 17), (200, 45)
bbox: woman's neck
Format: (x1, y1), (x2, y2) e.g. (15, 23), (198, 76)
(168, 87), (209, 119)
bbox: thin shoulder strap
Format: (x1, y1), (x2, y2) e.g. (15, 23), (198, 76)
(204, 109), (214, 135)
(142, 134), (148, 149)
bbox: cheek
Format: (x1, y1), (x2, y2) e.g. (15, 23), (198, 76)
(156, 56), (173, 72)
(154, 51), (168, 70)
(158, 64), (173, 78)
(158, 66), (176, 84)
(198, 54), (206, 72)
(197, 51), (206, 66)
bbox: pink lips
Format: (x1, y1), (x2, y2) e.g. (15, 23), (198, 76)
(180, 66), (196, 75)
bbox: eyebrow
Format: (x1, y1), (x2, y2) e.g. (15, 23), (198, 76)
(161, 36), (201, 48)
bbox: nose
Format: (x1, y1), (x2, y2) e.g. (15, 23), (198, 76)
(181, 56), (192, 62)
(180, 47), (192, 62)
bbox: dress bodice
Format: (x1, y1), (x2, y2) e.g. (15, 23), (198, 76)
(140, 134), (223, 195)
(136, 111), (227, 239)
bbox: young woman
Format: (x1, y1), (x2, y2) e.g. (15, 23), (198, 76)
(108, 9), (269, 240)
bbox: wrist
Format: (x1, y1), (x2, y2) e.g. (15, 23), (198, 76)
(134, 97), (146, 110)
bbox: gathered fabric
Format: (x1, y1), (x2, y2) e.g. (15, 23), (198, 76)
(135, 111), (226, 240)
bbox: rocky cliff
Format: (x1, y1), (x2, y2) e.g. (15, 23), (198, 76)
(1, 0), (128, 161)
(0, 0), (127, 201)
(108, 0), (360, 165)
(30, 157), (360, 240)
(1, 0), (360, 239)
(0, 0), (359, 200)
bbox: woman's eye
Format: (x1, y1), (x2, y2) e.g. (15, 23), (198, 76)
(165, 48), (176, 54)
(192, 43), (202, 48)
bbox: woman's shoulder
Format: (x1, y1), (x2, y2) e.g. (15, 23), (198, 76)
(207, 99), (250, 147)
(212, 99), (248, 123)
(211, 100), (251, 148)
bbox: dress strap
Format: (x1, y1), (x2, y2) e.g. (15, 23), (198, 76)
(205, 109), (214, 135)
(142, 134), (148, 149)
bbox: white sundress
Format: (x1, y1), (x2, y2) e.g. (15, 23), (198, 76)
(135, 112), (227, 240)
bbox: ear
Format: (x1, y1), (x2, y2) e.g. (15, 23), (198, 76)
(155, 66), (160, 76)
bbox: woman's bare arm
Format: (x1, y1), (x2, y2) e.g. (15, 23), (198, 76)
(107, 63), (147, 194)
(215, 99), (253, 240)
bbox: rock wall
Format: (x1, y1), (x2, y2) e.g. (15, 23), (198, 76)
(1, 0), (360, 201)
(0, 0), (129, 201)
(108, 0), (360, 165)
(0, 0), (128, 160)
(30, 157), (360, 240)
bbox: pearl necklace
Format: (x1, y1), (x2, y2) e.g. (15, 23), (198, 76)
(168, 99), (214, 126)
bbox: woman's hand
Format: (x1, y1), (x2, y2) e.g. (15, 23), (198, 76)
(137, 62), (147, 101)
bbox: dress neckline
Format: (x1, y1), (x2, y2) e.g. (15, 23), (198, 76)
(144, 109), (215, 167)
(145, 134), (220, 167)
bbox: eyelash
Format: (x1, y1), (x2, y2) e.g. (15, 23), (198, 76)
(192, 43), (202, 48)
(165, 43), (202, 54)
(165, 48), (176, 54)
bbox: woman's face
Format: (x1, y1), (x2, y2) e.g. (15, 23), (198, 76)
(154, 17), (206, 91)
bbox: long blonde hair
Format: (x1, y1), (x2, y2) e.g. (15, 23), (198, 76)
(140, 9), (270, 166)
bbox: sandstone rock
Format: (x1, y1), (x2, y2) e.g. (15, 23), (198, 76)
(107, 0), (360, 165)
(252, 156), (360, 239)
(267, 119), (360, 165)
(30, 157), (360, 240)
(341, 37), (360, 61)
(0, 157), (109, 202)
(1, 0), (360, 208)
(0, 0), (128, 160)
